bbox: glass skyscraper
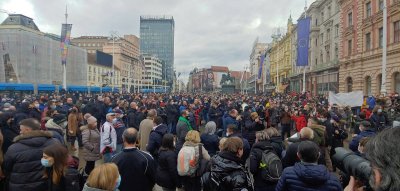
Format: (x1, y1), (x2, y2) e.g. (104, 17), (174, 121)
(140, 16), (175, 85)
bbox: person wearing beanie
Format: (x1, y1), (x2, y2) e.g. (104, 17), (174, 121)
(201, 121), (219, 156)
(45, 114), (67, 144)
(80, 116), (100, 175)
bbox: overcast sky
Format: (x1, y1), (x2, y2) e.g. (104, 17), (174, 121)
(0, 0), (315, 82)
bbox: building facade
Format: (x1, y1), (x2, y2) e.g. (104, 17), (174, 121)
(87, 51), (121, 90)
(270, 17), (295, 93)
(249, 39), (267, 94)
(339, 0), (400, 95)
(142, 54), (166, 91)
(0, 14), (87, 86)
(72, 35), (143, 93)
(140, 16), (174, 86)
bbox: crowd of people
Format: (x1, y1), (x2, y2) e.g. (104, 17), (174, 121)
(0, 91), (399, 191)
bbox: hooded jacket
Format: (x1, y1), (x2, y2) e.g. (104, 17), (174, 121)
(147, 124), (168, 158)
(3, 130), (58, 191)
(203, 151), (253, 191)
(81, 125), (101, 162)
(249, 141), (277, 190)
(275, 162), (342, 191)
(45, 119), (65, 145)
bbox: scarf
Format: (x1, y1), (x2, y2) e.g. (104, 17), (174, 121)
(178, 116), (193, 131)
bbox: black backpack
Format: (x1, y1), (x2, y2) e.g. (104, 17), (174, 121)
(259, 149), (282, 182)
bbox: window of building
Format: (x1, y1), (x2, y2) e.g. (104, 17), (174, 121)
(366, 33), (371, 50)
(395, 21), (400, 43)
(379, 27), (383, 48)
(321, 33), (324, 45)
(321, 11), (325, 22)
(335, 43), (339, 59)
(348, 12), (353, 26)
(366, 2), (372, 17)
(327, 29), (331, 40)
(379, 0), (384, 11)
(348, 40), (352, 56)
(365, 76), (372, 96)
(335, 24), (339, 37)
(320, 52), (324, 64)
(315, 58), (318, 66)
(326, 45), (331, 62)
(328, 6), (332, 17)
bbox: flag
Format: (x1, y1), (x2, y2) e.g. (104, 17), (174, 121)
(296, 17), (311, 66)
(60, 24), (72, 65)
(258, 54), (264, 79)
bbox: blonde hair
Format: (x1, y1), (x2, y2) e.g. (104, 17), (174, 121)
(87, 163), (119, 191)
(255, 130), (270, 142)
(185, 130), (201, 143)
(265, 127), (280, 137)
(300, 127), (314, 140)
(219, 137), (227, 151)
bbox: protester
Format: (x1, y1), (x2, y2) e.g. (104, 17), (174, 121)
(176, 110), (192, 152)
(100, 113), (117, 162)
(113, 109), (126, 152)
(81, 116), (101, 175)
(82, 163), (121, 191)
(42, 144), (80, 191)
(45, 114), (67, 145)
(138, 109), (157, 151)
(147, 116), (168, 159)
(67, 106), (83, 151)
(112, 128), (156, 191)
(349, 121), (376, 153)
(3, 118), (59, 191)
(200, 121), (219, 156)
(265, 127), (285, 158)
(155, 134), (180, 191)
(276, 141), (342, 191)
(202, 137), (253, 191)
(226, 124), (250, 161)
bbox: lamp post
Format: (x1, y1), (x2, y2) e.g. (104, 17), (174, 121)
(381, 0), (387, 95)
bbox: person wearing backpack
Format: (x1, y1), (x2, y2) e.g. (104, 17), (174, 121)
(249, 131), (282, 191)
(202, 137), (253, 191)
(276, 141), (342, 191)
(177, 130), (210, 191)
(42, 144), (81, 191)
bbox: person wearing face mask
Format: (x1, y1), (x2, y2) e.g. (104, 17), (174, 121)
(101, 113), (117, 163)
(82, 163), (121, 191)
(369, 105), (389, 131)
(45, 114), (68, 145)
(42, 144), (81, 191)
(349, 121), (376, 153)
(3, 118), (58, 191)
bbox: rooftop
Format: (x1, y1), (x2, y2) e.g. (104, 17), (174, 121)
(211, 66), (229, 73)
(1, 14), (40, 31)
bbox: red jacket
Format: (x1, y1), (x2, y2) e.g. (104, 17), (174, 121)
(292, 114), (307, 132)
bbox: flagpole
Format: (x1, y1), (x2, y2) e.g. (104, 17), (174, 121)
(381, 0), (387, 95)
(302, 1), (307, 94)
(62, 5), (68, 90)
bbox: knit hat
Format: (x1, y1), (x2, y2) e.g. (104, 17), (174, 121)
(83, 113), (92, 120)
(87, 116), (97, 125)
(53, 114), (67, 124)
(250, 112), (259, 120)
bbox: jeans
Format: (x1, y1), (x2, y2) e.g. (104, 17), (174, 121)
(281, 123), (291, 140)
(168, 122), (177, 134)
(103, 152), (115, 163)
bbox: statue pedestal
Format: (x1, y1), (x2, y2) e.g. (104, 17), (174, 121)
(221, 85), (235, 94)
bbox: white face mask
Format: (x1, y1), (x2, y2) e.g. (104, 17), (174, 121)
(226, 133), (230, 137)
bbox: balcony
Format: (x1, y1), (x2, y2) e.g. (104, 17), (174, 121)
(313, 59), (339, 72)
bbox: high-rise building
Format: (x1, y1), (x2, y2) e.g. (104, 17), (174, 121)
(142, 54), (165, 92)
(140, 16), (174, 86)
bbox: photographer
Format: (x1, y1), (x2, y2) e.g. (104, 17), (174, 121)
(345, 128), (400, 191)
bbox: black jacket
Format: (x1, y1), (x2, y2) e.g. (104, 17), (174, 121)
(165, 104), (179, 124)
(202, 151), (253, 191)
(147, 124), (168, 158)
(200, 134), (219, 156)
(112, 148), (156, 191)
(269, 136), (285, 159)
(249, 141), (277, 190)
(126, 108), (138, 129)
(155, 149), (179, 189)
(3, 130), (59, 191)
(208, 107), (219, 123)
(282, 139), (324, 168)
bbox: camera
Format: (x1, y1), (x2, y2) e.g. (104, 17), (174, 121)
(332, 147), (372, 190)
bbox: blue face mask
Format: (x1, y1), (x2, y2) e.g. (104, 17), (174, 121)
(115, 175), (121, 190)
(41, 159), (52, 167)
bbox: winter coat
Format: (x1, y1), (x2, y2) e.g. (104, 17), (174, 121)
(46, 167), (81, 191)
(282, 138), (325, 168)
(138, 118), (154, 151)
(309, 124), (327, 147)
(269, 136), (285, 159)
(280, 111), (292, 125)
(176, 119), (190, 152)
(67, 113), (82, 137)
(113, 119), (126, 145)
(201, 133), (219, 156)
(166, 104), (179, 124)
(112, 148), (156, 191)
(349, 129), (376, 152)
(331, 125), (348, 148)
(1, 123), (20, 153)
(249, 141), (277, 190)
(155, 149), (179, 189)
(208, 106), (220, 124)
(223, 115), (239, 132)
(228, 133), (251, 162)
(45, 119), (66, 145)
(147, 124), (168, 158)
(370, 113), (389, 130)
(275, 162), (342, 191)
(81, 125), (101, 162)
(3, 130), (58, 191)
(292, 115), (307, 132)
(243, 120), (264, 146)
(126, 108), (138, 129)
(202, 151), (253, 191)
(29, 108), (41, 121)
(100, 121), (117, 153)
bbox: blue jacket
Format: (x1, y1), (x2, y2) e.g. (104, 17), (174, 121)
(147, 124), (168, 158)
(349, 130), (376, 152)
(201, 134), (219, 156)
(275, 163), (342, 191)
(223, 114), (239, 132)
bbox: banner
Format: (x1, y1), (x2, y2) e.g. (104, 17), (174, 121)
(60, 24), (72, 65)
(296, 17), (310, 66)
(328, 91), (363, 107)
(258, 54), (264, 79)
